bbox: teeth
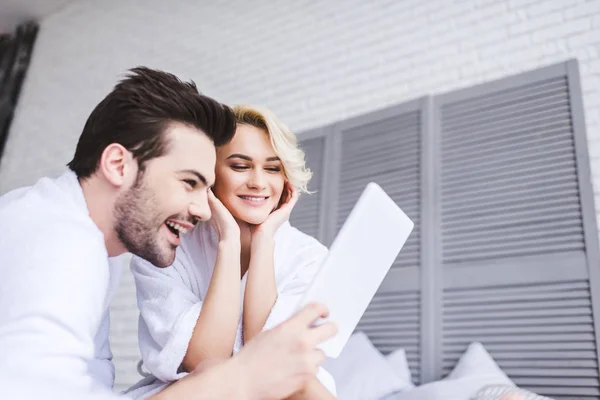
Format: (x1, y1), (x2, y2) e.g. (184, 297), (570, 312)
(166, 221), (188, 234)
(240, 196), (267, 202)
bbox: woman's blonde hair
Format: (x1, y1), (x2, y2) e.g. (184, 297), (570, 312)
(232, 105), (312, 194)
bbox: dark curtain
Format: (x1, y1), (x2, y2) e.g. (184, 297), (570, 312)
(0, 21), (39, 163)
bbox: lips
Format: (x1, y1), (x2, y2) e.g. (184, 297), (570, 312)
(163, 219), (194, 246)
(238, 195), (269, 207)
(163, 222), (181, 246)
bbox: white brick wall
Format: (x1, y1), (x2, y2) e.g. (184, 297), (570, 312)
(1, 0), (599, 391)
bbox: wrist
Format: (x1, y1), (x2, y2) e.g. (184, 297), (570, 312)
(218, 237), (241, 252)
(228, 357), (255, 400)
(251, 232), (275, 248)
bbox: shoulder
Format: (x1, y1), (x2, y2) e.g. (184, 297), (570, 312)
(0, 174), (100, 242)
(0, 177), (106, 275)
(277, 222), (328, 258)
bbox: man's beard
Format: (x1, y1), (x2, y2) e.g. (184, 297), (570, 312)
(114, 173), (174, 267)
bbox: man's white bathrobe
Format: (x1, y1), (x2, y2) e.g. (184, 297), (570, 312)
(129, 220), (337, 397)
(0, 171), (123, 395)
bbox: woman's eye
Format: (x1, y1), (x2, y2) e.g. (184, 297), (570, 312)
(266, 167), (281, 172)
(184, 179), (197, 188)
(231, 165), (250, 171)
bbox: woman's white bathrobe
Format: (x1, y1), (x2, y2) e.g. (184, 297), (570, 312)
(127, 220), (336, 398)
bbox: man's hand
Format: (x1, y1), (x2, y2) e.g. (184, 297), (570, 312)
(150, 304), (336, 400)
(235, 303), (337, 400)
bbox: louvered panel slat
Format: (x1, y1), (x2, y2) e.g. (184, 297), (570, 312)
(443, 92), (569, 129)
(441, 77), (567, 118)
(443, 119), (571, 154)
(440, 75), (583, 263)
(444, 157), (576, 189)
(356, 290), (421, 384)
(443, 350), (599, 361)
(445, 298), (591, 314)
(341, 156), (419, 183)
(290, 137), (324, 239)
(443, 358), (598, 370)
(443, 280), (598, 398)
(446, 287), (587, 304)
(442, 180), (578, 210)
(441, 188), (578, 215)
(443, 100), (570, 136)
(443, 196), (578, 224)
(444, 280), (589, 299)
(446, 316), (594, 329)
(443, 127), (571, 164)
(343, 127), (420, 155)
(442, 212), (580, 238)
(442, 164), (577, 195)
(445, 226), (581, 250)
(443, 144), (574, 183)
(338, 176), (419, 210)
(343, 113), (420, 140)
(443, 110), (572, 149)
(442, 168), (577, 200)
(337, 176), (419, 217)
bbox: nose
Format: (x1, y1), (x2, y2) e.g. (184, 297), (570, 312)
(188, 197), (211, 222)
(247, 169), (266, 190)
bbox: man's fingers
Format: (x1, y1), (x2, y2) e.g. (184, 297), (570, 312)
(309, 348), (326, 370)
(289, 303), (329, 328)
(307, 321), (338, 347)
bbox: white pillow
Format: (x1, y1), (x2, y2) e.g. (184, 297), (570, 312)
(448, 342), (513, 382)
(386, 348), (415, 389)
(323, 332), (412, 400)
(391, 342), (514, 400)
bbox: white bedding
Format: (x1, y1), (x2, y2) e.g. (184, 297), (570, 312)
(326, 335), (523, 400)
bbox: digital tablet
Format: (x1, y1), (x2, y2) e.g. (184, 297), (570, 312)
(296, 182), (414, 358)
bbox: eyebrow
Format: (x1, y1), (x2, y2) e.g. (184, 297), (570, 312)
(226, 153), (281, 162)
(178, 170), (208, 186)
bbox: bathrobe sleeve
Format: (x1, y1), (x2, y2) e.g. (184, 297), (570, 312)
(261, 241), (329, 332)
(257, 238), (337, 396)
(0, 219), (110, 389)
(130, 250), (203, 382)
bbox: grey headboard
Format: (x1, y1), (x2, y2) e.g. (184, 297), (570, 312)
(291, 59), (600, 400)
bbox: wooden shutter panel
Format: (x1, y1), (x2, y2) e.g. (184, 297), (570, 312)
(331, 101), (424, 383)
(436, 61), (600, 400)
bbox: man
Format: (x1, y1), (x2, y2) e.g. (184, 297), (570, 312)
(0, 67), (335, 399)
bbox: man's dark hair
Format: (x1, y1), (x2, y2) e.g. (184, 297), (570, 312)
(67, 67), (236, 178)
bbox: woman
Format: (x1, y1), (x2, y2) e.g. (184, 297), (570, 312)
(129, 105), (336, 399)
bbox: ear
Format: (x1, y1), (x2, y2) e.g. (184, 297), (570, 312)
(277, 180), (291, 209)
(98, 144), (137, 188)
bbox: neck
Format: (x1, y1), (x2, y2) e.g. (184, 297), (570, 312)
(238, 220), (253, 255)
(79, 175), (126, 257)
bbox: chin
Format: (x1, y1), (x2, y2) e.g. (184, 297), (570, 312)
(153, 246), (177, 268)
(235, 210), (270, 225)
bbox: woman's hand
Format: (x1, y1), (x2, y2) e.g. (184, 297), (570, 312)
(252, 182), (299, 239)
(208, 189), (240, 244)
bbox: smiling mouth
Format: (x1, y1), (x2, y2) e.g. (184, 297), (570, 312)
(238, 195), (269, 203)
(165, 220), (190, 237)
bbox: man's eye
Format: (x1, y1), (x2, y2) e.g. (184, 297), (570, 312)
(184, 179), (197, 188)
